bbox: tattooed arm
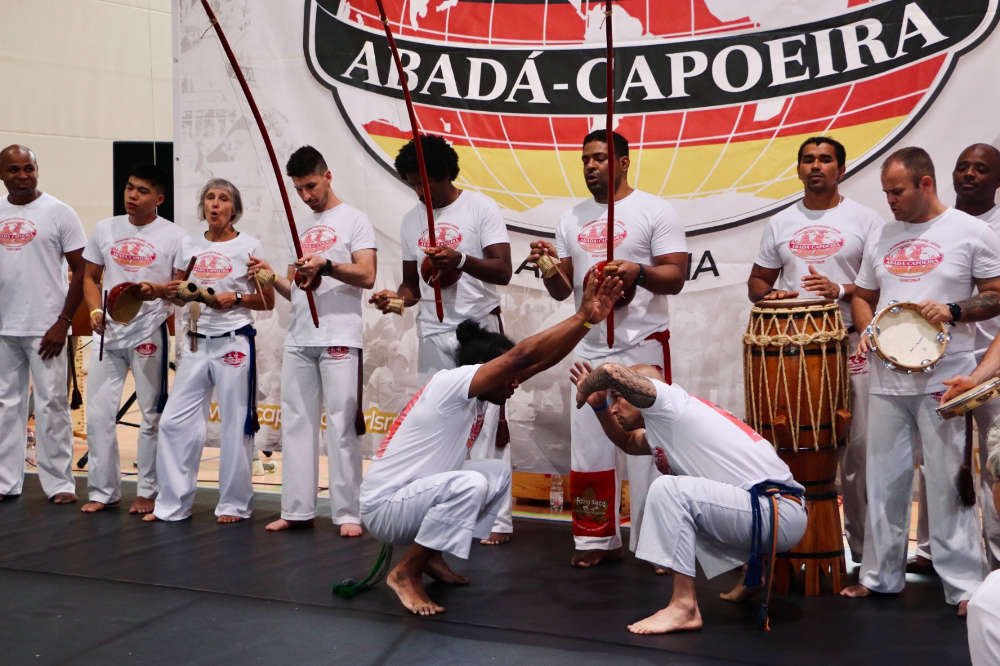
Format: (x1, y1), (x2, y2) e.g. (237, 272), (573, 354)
(574, 363), (658, 409)
(569, 361), (651, 456)
(956, 277), (1000, 321)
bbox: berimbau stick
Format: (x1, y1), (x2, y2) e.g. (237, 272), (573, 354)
(604, 0), (616, 348)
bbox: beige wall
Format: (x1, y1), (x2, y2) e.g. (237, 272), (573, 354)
(0, 0), (172, 232)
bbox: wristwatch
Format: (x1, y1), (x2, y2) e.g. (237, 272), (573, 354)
(635, 263), (647, 286)
(948, 302), (962, 323)
(234, 291), (244, 306)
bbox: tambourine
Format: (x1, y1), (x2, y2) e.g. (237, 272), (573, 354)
(420, 256), (461, 289)
(936, 377), (1000, 419)
(867, 301), (949, 373)
(107, 282), (144, 325)
(582, 260), (636, 308)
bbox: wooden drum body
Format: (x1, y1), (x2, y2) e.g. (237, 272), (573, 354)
(743, 298), (851, 595)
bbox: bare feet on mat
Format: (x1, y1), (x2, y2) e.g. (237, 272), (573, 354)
(265, 518), (313, 532)
(423, 552), (469, 584)
(480, 531), (511, 545)
(840, 584), (872, 598)
(627, 603), (703, 635)
(50, 492), (77, 504)
(387, 565), (445, 615)
(905, 555), (936, 575)
(719, 580), (760, 603)
(340, 523), (363, 537)
(217, 514), (246, 524)
(142, 513), (159, 522)
(958, 600), (969, 617)
(128, 497), (155, 514)
(81, 500), (118, 513)
(571, 546), (624, 568)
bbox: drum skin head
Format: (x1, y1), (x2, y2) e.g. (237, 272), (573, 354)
(871, 302), (947, 372)
(107, 282), (143, 325)
(936, 377), (1000, 418)
(753, 297), (830, 309)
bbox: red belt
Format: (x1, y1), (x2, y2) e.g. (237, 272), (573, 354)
(644, 329), (671, 384)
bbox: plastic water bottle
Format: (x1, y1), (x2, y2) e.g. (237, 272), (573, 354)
(549, 474), (564, 512)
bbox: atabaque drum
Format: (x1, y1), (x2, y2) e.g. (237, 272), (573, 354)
(743, 297), (851, 595)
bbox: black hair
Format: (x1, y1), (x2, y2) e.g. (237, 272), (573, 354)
(128, 163), (169, 194)
(286, 145), (328, 178)
(883, 146), (935, 186)
(455, 320), (515, 366)
(583, 129), (629, 157)
(394, 134), (460, 181)
(797, 136), (846, 168)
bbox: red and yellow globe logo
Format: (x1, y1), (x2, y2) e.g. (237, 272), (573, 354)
(577, 218), (627, 255)
(882, 238), (943, 278)
(192, 252), (233, 282)
(301, 225), (338, 253)
(788, 225), (844, 261)
(111, 237), (157, 270)
(307, 0), (997, 235)
(417, 222), (462, 249)
(0, 218), (37, 249)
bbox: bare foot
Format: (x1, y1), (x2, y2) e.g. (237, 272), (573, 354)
(340, 523), (363, 538)
(571, 546), (625, 568)
(480, 531), (512, 545)
(50, 492), (77, 504)
(387, 564), (445, 615)
(719, 580), (760, 603)
(142, 513), (159, 522)
(423, 552), (469, 584)
(840, 584), (872, 598)
(128, 497), (155, 514)
(265, 518), (313, 532)
(958, 600), (969, 617)
(217, 514), (246, 524)
(81, 500), (118, 513)
(627, 603), (703, 635)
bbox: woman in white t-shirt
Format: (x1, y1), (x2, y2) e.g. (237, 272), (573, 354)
(145, 179), (274, 524)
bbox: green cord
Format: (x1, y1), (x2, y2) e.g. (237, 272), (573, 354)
(332, 544), (394, 599)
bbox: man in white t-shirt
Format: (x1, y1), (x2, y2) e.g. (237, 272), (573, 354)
(362, 270), (622, 615)
(748, 136), (882, 562)
(370, 135), (514, 545)
(527, 130), (688, 567)
(80, 163), (183, 515)
(570, 362), (807, 634)
(841, 147), (1000, 614)
(251, 146), (376, 537)
(0, 144), (87, 504)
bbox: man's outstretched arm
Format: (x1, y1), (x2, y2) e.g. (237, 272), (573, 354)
(575, 362), (658, 409)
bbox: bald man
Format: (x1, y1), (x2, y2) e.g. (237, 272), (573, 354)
(571, 362), (807, 634)
(0, 145), (86, 503)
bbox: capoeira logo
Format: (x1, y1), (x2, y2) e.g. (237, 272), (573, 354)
(694, 396), (765, 442)
(110, 237), (156, 271)
(301, 225), (338, 254)
(417, 222), (462, 250)
(0, 218), (36, 250)
(465, 402), (487, 449)
(577, 219), (626, 256)
(222, 351), (247, 367)
(882, 239), (943, 279)
(848, 353), (867, 375)
(789, 226), (843, 262)
(375, 382), (428, 458)
(191, 252), (233, 284)
(306, 0), (998, 235)
(135, 343), (157, 357)
(326, 345), (349, 359)
(570, 470), (615, 536)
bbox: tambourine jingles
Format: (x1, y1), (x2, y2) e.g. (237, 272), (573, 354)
(936, 377), (1000, 419)
(420, 256), (462, 289)
(106, 282), (144, 325)
(867, 301), (949, 373)
(582, 261), (636, 308)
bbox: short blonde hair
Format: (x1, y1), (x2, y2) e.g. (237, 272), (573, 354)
(197, 178), (243, 223)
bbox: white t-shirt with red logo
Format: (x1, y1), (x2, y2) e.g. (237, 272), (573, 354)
(974, 205), (1000, 357)
(554, 189), (688, 359)
(173, 232), (262, 336)
(0, 193), (87, 336)
(400, 190), (509, 338)
(83, 215), (183, 350)
(285, 203), (377, 348)
(855, 208), (1000, 395)
(755, 197), (882, 327)
(360, 364), (486, 508)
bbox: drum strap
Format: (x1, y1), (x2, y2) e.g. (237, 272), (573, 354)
(745, 481), (805, 631)
(643, 329), (671, 383)
(958, 412), (976, 506)
(354, 349), (366, 436)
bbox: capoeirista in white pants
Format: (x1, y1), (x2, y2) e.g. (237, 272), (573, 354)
(361, 458), (511, 560)
(153, 334), (254, 520)
(0, 335), (75, 498)
(84, 328), (167, 505)
(279, 345), (361, 525)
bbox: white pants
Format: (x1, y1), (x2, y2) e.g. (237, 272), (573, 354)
(85, 328), (166, 504)
(153, 333), (254, 521)
(361, 458), (511, 560)
(571, 338), (663, 551)
(968, 569), (1000, 665)
(635, 475), (808, 578)
(280, 345), (361, 524)
(841, 336), (870, 560)
(860, 393), (986, 604)
(418, 314), (512, 534)
(0, 335), (74, 497)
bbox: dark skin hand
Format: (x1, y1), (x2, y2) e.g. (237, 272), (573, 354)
(40, 248), (85, 360)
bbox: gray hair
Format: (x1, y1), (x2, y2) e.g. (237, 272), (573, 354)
(197, 178), (243, 224)
(989, 441), (1000, 481)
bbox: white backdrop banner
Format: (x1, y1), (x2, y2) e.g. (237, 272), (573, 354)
(173, 0), (1000, 473)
